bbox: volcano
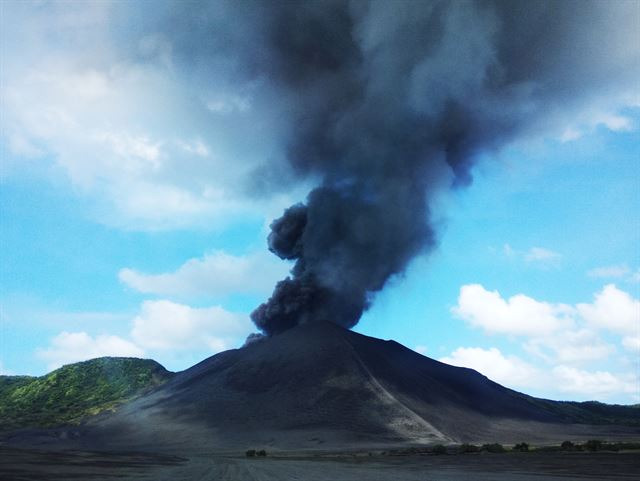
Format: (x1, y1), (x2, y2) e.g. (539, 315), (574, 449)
(7, 322), (639, 453)
(23, 322), (625, 453)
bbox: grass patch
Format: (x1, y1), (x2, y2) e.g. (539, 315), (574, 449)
(0, 357), (173, 431)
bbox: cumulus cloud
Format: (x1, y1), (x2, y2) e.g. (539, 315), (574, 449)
(35, 299), (252, 373)
(577, 284), (640, 336)
(454, 283), (639, 354)
(440, 346), (637, 400)
(2, 57), (272, 230)
(452, 284), (573, 336)
(523, 329), (614, 364)
(440, 347), (540, 388)
(120, 251), (290, 299)
(552, 365), (638, 397)
(449, 284), (640, 400)
(130, 300), (252, 352)
(37, 332), (144, 371)
(1, 2), (293, 230)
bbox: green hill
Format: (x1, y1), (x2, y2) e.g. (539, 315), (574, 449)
(525, 398), (640, 426)
(0, 357), (173, 431)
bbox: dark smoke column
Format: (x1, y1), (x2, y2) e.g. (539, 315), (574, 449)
(252, 186), (434, 335)
(249, 0), (472, 336)
(247, 0), (639, 336)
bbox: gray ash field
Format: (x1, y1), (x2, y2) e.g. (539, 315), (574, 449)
(3, 446), (640, 481)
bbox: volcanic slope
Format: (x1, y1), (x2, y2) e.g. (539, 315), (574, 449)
(45, 322), (640, 451)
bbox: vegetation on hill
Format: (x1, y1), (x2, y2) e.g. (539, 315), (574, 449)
(0, 357), (173, 431)
(524, 397), (640, 426)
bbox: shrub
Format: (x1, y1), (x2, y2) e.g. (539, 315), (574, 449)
(257, 449), (267, 457)
(614, 442), (640, 450)
(432, 444), (447, 455)
(245, 449), (256, 457)
(513, 442), (529, 452)
(459, 443), (480, 453)
(584, 439), (603, 452)
(560, 441), (574, 451)
(482, 443), (506, 453)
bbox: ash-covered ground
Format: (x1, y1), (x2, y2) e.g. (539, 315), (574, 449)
(3, 446), (639, 481)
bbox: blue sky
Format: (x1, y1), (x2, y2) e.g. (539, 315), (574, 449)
(1, 1), (639, 404)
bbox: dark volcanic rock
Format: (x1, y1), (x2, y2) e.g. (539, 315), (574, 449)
(6, 323), (640, 452)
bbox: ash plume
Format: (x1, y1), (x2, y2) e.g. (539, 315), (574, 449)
(246, 0), (639, 335)
(119, 0), (637, 336)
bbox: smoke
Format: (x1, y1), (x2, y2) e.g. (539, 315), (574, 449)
(242, 0), (639, 335)
(100, 0), (637, 336)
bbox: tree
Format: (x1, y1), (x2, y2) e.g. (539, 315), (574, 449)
(432, 444), (447, 455)
(482, 443), (506, 453)
(561, 441), (574, 451)
(584, 440), (603, 452)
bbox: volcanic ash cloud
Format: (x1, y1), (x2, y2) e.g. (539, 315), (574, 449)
(239, 0), (638, 336)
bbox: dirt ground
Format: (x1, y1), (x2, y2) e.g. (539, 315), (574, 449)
(2, 446), (639, 481)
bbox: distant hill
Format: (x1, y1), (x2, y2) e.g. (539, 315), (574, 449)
(0, 357), (173, 431)
(525, 398), (640, 427)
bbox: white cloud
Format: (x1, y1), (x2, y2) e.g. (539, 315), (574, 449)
(558, 104), (636, 143)
(413, 345), (428, 355)
(450, 284), (640, 400)
(552, 365), (637, 397)
(130, 300), (253, 352)
(120, 251), (289, 298)
(523, 328), (614, 364)
(588, 264), (631, 279)
(94, 132), (162, 165)
(33, 299), (254, 374)
(440, 346), (638, 400)
(452, 284), (573, 336)
(500, 244), (561, 268)
(577, 284), (640, 335)
(440, 347), (540, 388)
(178, 139), (210, 157)
(622, 336), (640, 352)
(454, 283), (639, 344)
(2, 63), (251, 229)
(0, 3), (292, 230)
(597, 113), (634, 132)
(560, 127), (583, 143)
(37, 332), (144, 371)
(524, 247), (562, 266)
